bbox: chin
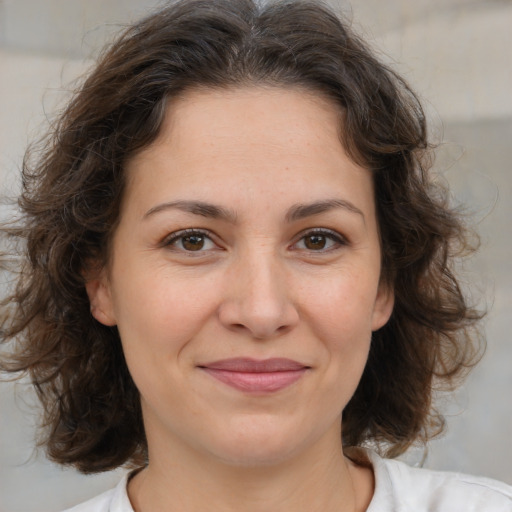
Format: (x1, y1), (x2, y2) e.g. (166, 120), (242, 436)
(203, 419), (316, 468)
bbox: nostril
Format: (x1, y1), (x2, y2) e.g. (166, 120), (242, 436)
(218, 297), (300, 339)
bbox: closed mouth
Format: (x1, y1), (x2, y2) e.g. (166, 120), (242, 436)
(198, 358), (309, 393)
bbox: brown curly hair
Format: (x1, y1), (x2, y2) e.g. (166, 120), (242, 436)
(0, 0), (482, 473)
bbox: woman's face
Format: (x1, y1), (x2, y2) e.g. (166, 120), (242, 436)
(87, 87), (393, 467)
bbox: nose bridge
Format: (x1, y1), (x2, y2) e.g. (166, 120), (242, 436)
(218, 241), (299, 339)
(245, 245), (284, 306)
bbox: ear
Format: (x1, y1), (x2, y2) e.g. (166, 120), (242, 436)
(84, 268), (117, 327)
(371, 281), (394, 331)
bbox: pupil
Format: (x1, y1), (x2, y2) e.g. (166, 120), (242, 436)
(183, 235), (204, 251)
(306, 235), (326, 250)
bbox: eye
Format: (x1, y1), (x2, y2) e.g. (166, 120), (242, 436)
(163, 229), (217, 252)
(293, 229), (346, 252)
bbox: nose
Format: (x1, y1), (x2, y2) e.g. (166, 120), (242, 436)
(217, 250), (300, 340)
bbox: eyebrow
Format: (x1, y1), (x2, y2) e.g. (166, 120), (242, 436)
(285, 198), (365, 223)
(143, 200), (238, 223)
(143, 198), (364, 223)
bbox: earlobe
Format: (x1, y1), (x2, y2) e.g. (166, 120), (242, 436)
(84, 272), (117, 327)
(371, 282), (394, 331)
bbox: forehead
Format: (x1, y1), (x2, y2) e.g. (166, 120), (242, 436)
(159, 85), (343, 143)
(123, 86), (374, 219)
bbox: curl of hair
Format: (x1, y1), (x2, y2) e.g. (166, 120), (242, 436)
(1, 0), (483, 472)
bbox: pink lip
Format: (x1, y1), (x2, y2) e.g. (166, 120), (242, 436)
(199, 358), (309, 393)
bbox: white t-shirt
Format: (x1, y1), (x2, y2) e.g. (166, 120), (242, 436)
(63, 450), (512, 511)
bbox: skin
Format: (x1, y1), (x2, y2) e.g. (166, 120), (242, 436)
(86, 86), (394, 512)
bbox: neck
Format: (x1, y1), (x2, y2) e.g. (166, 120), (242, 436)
(128, 428), (373, 512)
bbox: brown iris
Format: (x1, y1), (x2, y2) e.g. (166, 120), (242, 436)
(304, 234), (327, 250)
(182, 235), (205, 251)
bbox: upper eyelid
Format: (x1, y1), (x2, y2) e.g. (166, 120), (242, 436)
(162, 228), (217, 246)
(166, 227), (212, 237)
(292, 227), (347, 243)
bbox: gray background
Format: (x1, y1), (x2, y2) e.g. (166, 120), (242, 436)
(1, 0), (511, 510)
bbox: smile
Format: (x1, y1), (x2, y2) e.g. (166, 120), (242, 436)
(199, 358), (309, 393)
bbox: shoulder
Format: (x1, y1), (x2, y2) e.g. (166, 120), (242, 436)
(61, 474), (133, 512)
(366, 450), (512, 512)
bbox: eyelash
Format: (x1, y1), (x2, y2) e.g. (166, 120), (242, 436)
(162, 228), (348, 254)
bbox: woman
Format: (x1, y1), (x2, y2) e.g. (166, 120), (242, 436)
(1, 0), (510, 510)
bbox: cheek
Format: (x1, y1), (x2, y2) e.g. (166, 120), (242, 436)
(111, 267), (221, 359)
(301, 270), (376, 378)
(303, 269), (379, 338)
